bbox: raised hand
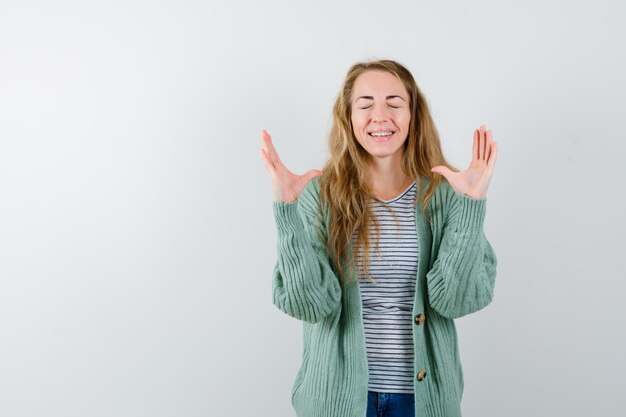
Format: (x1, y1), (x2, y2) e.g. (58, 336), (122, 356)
(431, 124), (498, 199)
(260, 129), (322, 203)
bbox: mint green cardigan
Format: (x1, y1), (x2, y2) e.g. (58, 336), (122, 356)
(272, 176), (497, 417)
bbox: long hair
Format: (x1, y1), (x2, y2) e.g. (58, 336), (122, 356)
(317, 59), (459, 287)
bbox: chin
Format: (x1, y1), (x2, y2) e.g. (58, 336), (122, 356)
(367, 150), (402, 159)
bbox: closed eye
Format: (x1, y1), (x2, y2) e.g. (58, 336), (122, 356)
(359, 105), (401, 110)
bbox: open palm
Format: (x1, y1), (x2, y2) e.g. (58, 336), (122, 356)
(431, 125), (498, 199)
(260, 129), (322, 203)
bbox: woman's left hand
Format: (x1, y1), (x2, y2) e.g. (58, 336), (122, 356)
(431, 124), (498, 199)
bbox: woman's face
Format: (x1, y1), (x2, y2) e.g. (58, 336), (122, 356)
(350, 70), (411, 163)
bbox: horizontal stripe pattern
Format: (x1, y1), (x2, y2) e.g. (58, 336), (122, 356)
(353, 181), (419, 394)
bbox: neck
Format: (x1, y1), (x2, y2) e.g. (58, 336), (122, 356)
(365, 153), (411, 194)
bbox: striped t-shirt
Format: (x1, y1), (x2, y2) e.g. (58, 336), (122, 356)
(352, 180), (419, 394)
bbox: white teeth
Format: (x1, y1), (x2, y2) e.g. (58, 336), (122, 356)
(370, 131), (394, 137)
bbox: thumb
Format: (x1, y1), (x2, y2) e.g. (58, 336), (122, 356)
(431, 165), (453, 180)
(303, 169), (323, 182)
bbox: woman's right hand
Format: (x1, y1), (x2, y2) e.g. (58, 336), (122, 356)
(260, 129), (322, 203)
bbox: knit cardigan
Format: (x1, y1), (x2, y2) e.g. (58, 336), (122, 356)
(271, 175), (497, 417)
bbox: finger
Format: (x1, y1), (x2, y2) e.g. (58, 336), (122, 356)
(487, 141), (498, 170)
(261, 140), (277, 171)
(472, 129), (479, 161)
(261, 130), (277, 166)
(485, 130), (493, 162)
(260, 147), (276, 174)
(261, 130), (276, 164)
(479, 125), (486, 160)
(304, 169), (323, 182)
(263, 130), (283, 167)
(431, 165), (452, 179)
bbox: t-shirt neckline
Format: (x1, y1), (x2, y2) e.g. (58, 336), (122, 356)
(377, 180), (416, 204)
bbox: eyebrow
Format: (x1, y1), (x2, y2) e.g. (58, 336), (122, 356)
(355, 95), (407, 102)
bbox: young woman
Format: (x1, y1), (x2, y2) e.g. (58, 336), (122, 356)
(260, 59), (498, 417)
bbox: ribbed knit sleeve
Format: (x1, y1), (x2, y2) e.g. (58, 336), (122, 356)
(426, 182), (497, 319)
(271, 179), (343, 323)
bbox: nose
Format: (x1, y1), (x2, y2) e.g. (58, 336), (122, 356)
(371, 104), (390, 122)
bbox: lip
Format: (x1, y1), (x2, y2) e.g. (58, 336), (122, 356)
(368, 129), (396, 134)
(368, 131), (395, 143)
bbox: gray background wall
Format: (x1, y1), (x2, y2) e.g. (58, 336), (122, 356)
(0, 0), (624, 416)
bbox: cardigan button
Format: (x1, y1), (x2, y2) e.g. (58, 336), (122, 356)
(414, 313), (425, 325)
(416, 370), (427, 381)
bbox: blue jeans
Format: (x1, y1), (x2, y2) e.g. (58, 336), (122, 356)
(366, 391), (415, 417)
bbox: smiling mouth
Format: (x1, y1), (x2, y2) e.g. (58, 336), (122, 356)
(368, 131), (395, 142)
(368, 131), (396, 138)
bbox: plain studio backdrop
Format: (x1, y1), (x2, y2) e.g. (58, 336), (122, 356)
(0, 0), (624, 416)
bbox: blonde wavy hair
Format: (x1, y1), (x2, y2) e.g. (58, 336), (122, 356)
(316, 59), (459, 287)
